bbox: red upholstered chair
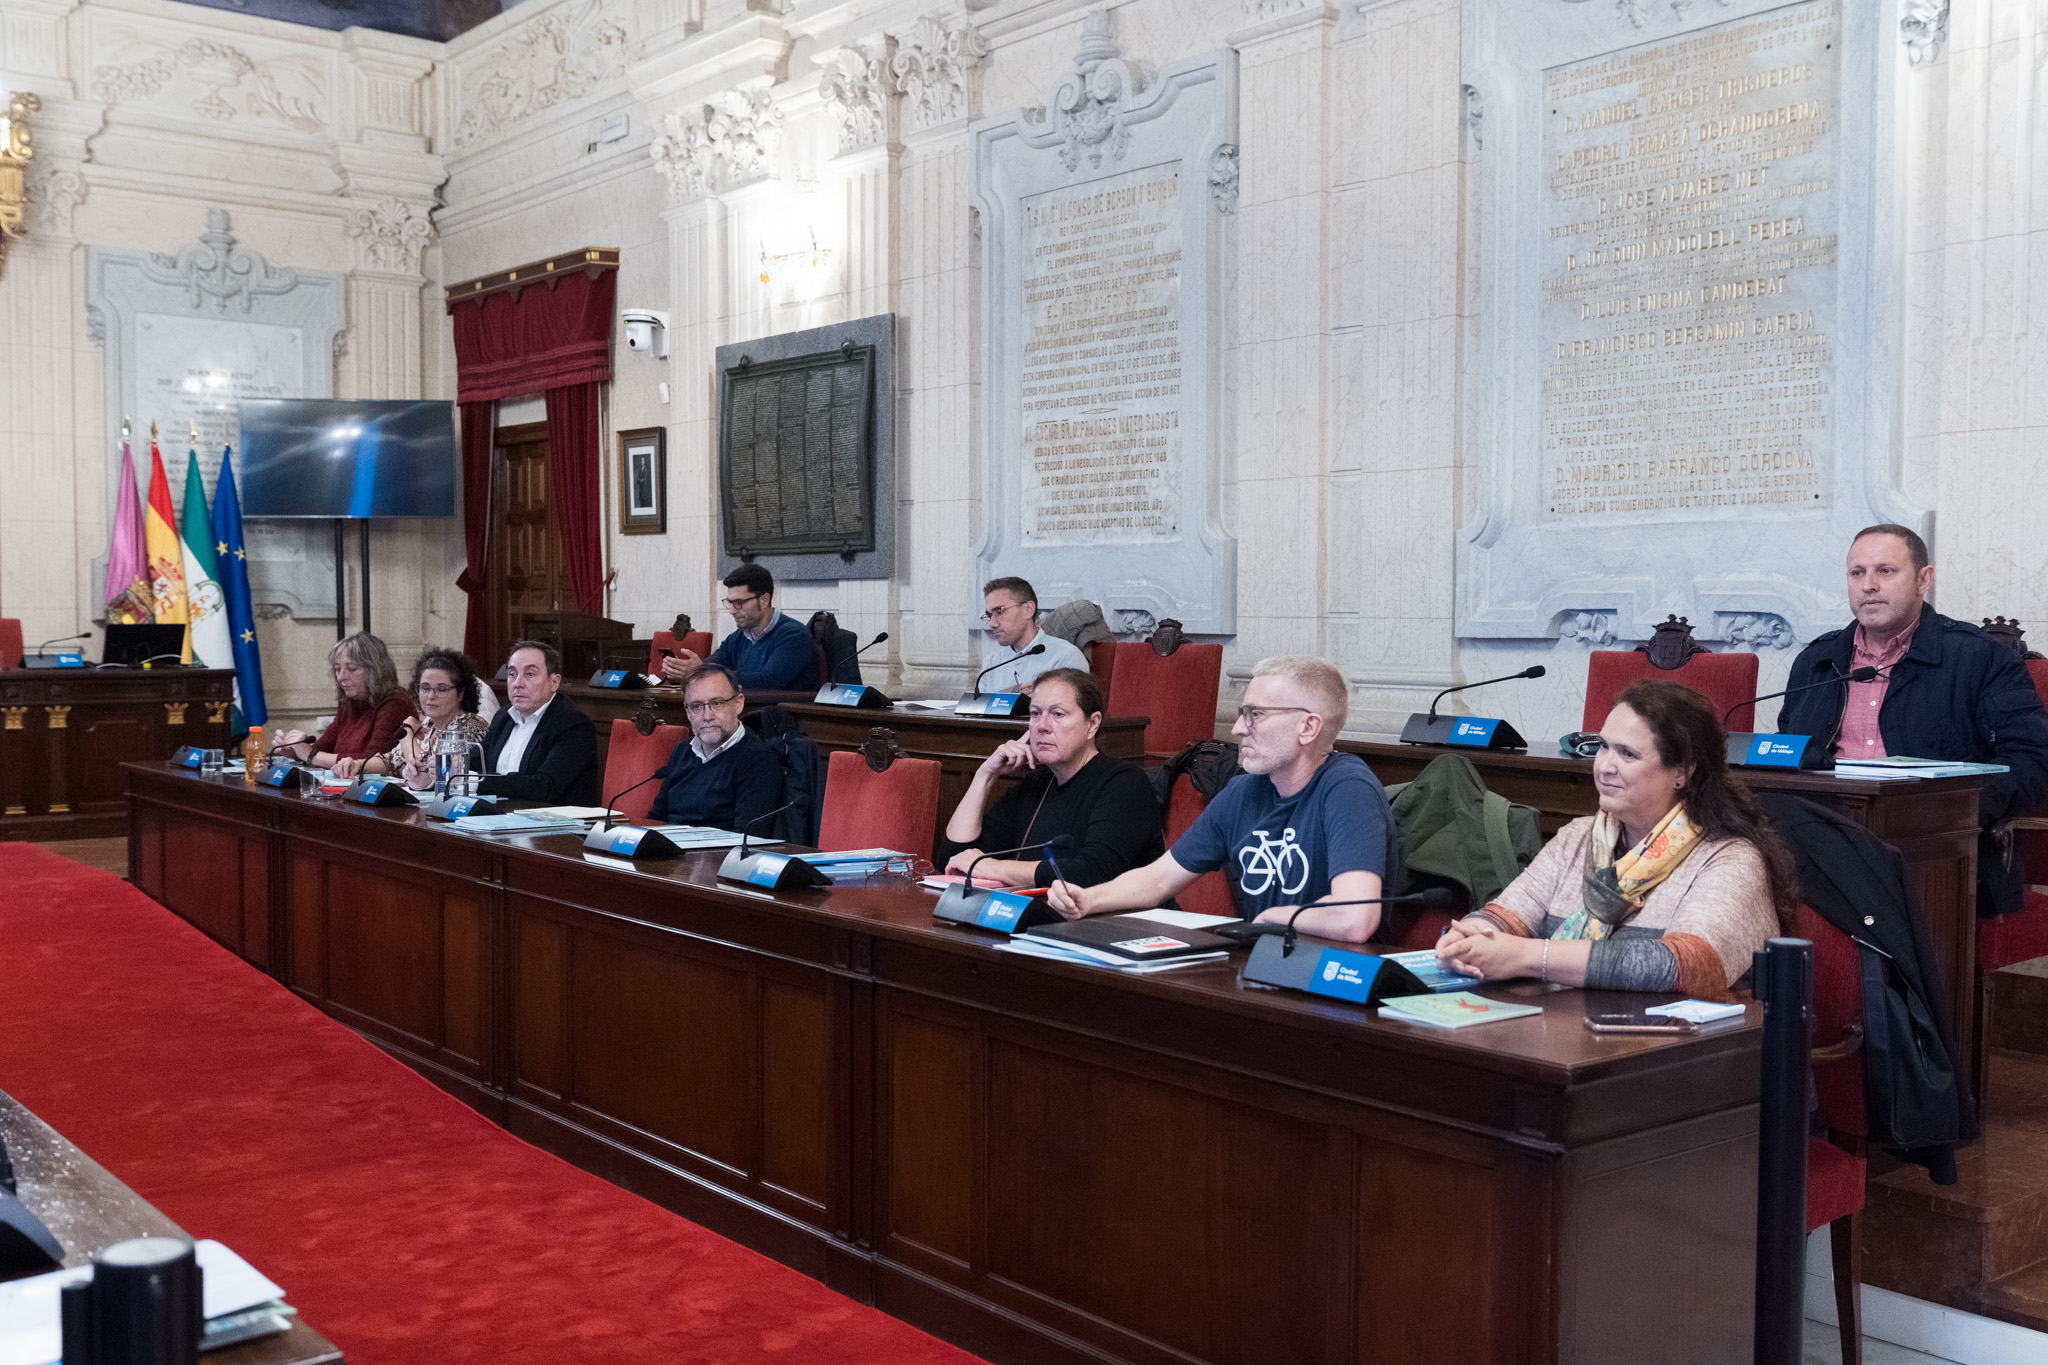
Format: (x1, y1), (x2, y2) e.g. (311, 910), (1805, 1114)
(1582, 649), (1760, 733)
(816, 747), (942, 859)
(0, 618), (21, 670)
(1089, 638), (1117, 689)
(1801, 903), (1869, 1365)
(602, 719), (689, 823)
(648, 631), (716, 674)
(1976, 657), (2048, 1098)
(1163, 772), (1235, 918)
(1098, 640), (1225, 760)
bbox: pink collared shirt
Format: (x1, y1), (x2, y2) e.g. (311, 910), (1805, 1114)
(1838, 620), (1919, 758)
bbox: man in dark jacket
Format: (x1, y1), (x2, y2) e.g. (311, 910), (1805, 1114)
(478, 640), (602, 806)
(1778, 524), (2048, 914)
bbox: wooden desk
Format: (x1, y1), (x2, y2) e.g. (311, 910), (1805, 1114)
(0, 667), (234, 840)
(0, 1086), (342, 1364)
(129, 763), (1765, 1365)
(1341, 738), (1986, 1104)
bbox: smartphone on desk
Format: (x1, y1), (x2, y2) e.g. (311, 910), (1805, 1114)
(1583, 1010), (1699, 1035)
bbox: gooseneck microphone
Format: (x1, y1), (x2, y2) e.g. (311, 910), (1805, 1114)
(856, 631), (889, 656)
(961, 834), (1074, 889)
(972, 643), (1045, 698)
(33, 632), (89, 656)
(600, 768), (668, 831)
(735, 799), (801, 858)
(1220, 887), (1456, 953)
(1723, 666), (1879, 729)
(1428, 666), (1545, 723)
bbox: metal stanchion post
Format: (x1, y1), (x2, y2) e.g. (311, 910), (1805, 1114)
(1754, 935), (1813, 1365)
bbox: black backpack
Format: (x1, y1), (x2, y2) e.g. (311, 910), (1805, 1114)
(745, 705), (823, 844)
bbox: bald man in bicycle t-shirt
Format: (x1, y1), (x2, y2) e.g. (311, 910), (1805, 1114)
(1047, 655), (1392, 943)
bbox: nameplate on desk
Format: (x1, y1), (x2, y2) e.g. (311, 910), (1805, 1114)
(1398, 713), (1527, 750)
(581, 824), (682, 858)
(1240, 937), (1430, 1005)
(342, 776), (417, 807)
(716, 848), (833, 888)
(955, 692), (1027, 718)
(171, 746), (203, 768)
(588, 669), (649, 690)
(1726, 732), (1829, 771)
(422, 794), (506, 820)
(932, 884), (1051, 933)
(22, 652), (85, 669)
(258, 763), (311, 789)
(812, 683), (892, 709)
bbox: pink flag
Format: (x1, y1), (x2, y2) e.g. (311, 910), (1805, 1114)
(104, 435), (153, 624)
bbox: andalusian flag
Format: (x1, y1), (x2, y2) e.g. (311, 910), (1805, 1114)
(103, 430), (153, 625)
(144, 433), (189, 660)
(211, 451), (267, 727)
(179, 450), (232, 670)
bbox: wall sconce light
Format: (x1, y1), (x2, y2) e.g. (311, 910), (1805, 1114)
(0, 91), (37, 277)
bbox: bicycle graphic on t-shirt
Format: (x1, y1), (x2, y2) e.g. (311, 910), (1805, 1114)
(1238, 827), (1310, 898)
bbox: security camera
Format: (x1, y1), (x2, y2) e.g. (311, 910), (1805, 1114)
(621, 309), (669, 358)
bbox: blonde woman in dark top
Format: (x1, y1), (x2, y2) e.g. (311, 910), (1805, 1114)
(275, 633), (415, 769)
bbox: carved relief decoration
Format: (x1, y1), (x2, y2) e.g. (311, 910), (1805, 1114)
(651, 90), (783, 203)
(455, 0), (631, 148)
(1901, 0), (1948, 65)
(1721, 613), (1796, 650)
(891, 14), (987, 132)
(92, 38), (323, 129)
(1463, 84), (1484, 151)
(819, 45), (895, 155)
(1028, 9), (1139, 173)
(345, 197), (433, 275)
(1208, 144), (1239, 213)
(1558, 612), (1618, 647)
(23, 161), (86, 241)
(142, 209), (299, 314)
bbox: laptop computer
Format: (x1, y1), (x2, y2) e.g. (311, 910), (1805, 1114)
(103, 623), (191, 667)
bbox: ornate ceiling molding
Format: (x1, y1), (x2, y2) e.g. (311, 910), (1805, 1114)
(651, 88), (783, 204)
(454, 0), (632, 149)
(818, 43), (896, 156)
(891, 14), (987, 132)
(345, 197), (434, 276)
(141, 208), (299, 314)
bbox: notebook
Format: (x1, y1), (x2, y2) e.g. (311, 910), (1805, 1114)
(1376, 992), (1542, 1030)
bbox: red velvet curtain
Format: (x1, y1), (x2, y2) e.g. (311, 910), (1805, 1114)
(448, 267), (616, 655)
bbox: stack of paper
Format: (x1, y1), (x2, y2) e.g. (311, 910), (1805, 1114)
(797, 848), (909, 880)
(448, 812), (589, 837)
(0, 1241), (290, 1365)
(522, 805), (614, 821)
(1380, 949), (1484, 993)
(1834, 757), (2011, 781)
(994, 936), (1229, 974)
(642, 825), (748, 849)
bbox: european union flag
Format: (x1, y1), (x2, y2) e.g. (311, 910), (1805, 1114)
(210, 448), (267, 729)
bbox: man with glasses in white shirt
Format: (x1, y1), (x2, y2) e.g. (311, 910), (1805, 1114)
(477, 640), (601, 805)
(978, 576), (1088, 695)
(645, 664), (785, 830)
(658, 564), (822, 692)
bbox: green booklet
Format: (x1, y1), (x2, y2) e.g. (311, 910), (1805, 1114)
(1377, 991), (1542, 1029)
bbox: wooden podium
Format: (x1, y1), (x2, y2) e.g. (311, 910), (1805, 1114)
(514, 611), (634, 678)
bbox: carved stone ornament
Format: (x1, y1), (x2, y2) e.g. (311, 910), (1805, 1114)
(1462, 84), (1483, 151)
(455, 0), (631, 148)
(670, 612), (694, 637)
(1148, 619), (1187, 657)
(652, 89), (784, 204)
(1031, 8), (1139, 173)
(1722, 612), (1796, 651)
(1558, 612), (1618, 647)
(345, 197), (433, 275)
(24, 163), (87, 240)
(1616, 0), (1651, 29)
(142, 209), (299, 314)
(861, 727), (905, 773)
(1901, 0), (1949, 66)
(1638, 615), (1707, 670)
(92, 38), (323, 129)
(1208, 144), (1239, 214)
(890, 14), (987, 132)
(1115, 608), (1158, 638)
(819, 45), (895, 155)
(632, 693), (662, 736)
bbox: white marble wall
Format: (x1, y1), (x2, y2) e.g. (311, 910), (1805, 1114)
(7, 0), (2047, 745)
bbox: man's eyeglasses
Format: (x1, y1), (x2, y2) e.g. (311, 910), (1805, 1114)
(684, 694), (740, 716)
(1236, 705), (1310, 728)
(981, 603), (1024, 624)
(723, 593), (761, 612)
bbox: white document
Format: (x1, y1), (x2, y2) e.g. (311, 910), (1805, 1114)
(1126, 908), (1238, 930)
(993, 937), (1229, 974)
(646, 825), (748, 848)
(0, 1241), (284, 1365)
(897, 699), (961, 711)
(520, 806), (613, 820)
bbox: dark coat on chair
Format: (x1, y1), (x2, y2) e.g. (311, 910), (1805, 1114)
(1778, 603), (2048, 914)
(1759, 792), (1977, 1183)
(478, 693), (601, 806)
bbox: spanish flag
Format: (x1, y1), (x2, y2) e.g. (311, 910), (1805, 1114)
(145, 433), (190, 661)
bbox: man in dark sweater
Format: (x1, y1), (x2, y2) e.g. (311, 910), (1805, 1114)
(646, 664), (785, 831)
(938, 668), (1162, 887)
(656, 564), (821, 692)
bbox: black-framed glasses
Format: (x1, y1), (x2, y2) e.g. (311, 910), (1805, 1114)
(723, 593), (762, 612)
(417, 683), (458, 696)
(684, 694), (741, 716)
(1235, 705), (1309, 727)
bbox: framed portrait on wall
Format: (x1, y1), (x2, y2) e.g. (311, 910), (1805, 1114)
(617, 426), (666, 534)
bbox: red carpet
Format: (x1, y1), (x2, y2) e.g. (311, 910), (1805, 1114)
(0, 843), (981, 1365)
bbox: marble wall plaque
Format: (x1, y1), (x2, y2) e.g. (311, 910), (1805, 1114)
(973, 13), (1235, 634)
(87, 210), (345, 618)
(1462, 0), (1916, 644)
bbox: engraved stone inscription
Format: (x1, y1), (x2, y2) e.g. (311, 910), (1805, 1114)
(134, 312), (301, 498)
(1019, 161), (1183, 545)
(720, 349), (875, 558)
(1542, 0), (1838, 522)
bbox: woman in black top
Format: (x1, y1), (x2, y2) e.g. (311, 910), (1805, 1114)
(939, 668), (1163, 887)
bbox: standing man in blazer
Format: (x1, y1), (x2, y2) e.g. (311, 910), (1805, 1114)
(478, 640), (602, 806)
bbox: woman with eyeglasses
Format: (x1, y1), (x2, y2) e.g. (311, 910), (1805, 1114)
(1435, 679), (1795, 1000)
(333, 649), (489, 785)
(939, 668), (1162, 889)
(274, 632), (416, 770)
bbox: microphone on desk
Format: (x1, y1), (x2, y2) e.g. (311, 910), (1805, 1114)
(33, 632), (89, 655)
(1218, 887), (1456, 954)
(1399, 668), (1543, 750)
(716, 799), (828, 889)
(23, 632), (90, 670)
(961, 835), (1075, 890)
(1720, 667), (1878, 771)
(971, 643), (1045, 698)
(932, 836), (1075, 930)
(856, 631), (890, 657)
(599, 768), (669, 831)
(735, 798), (802, 858)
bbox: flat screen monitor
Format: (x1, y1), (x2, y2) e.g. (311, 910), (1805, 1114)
(104, 624), (191, 667)
(238, 398), (457, 519)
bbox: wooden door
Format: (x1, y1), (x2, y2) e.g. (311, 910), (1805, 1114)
(490, 421), (572, 665)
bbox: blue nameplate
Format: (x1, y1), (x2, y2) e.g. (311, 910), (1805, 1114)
(439, 796), (486, 818)
(956, 692), (1027, 718)
(1743, 734), (1810, 769)
(1300, 948), (1389, 1004)
(972, 891), (1037, 932)
(1444, 717), (1503, 747)
(343, 776), (415, 806)
(50, 652), (84, 668)
(599, 826), (653, 855)
(743, 852), (798, 886)
(812, 683), (889, 708)
(260, 763), (307, 788)
(593, 669), (630, 688)
(172, 746), (203, 768)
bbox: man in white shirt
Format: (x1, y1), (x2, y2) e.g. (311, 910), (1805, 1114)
(977, 576), (1089, 694)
